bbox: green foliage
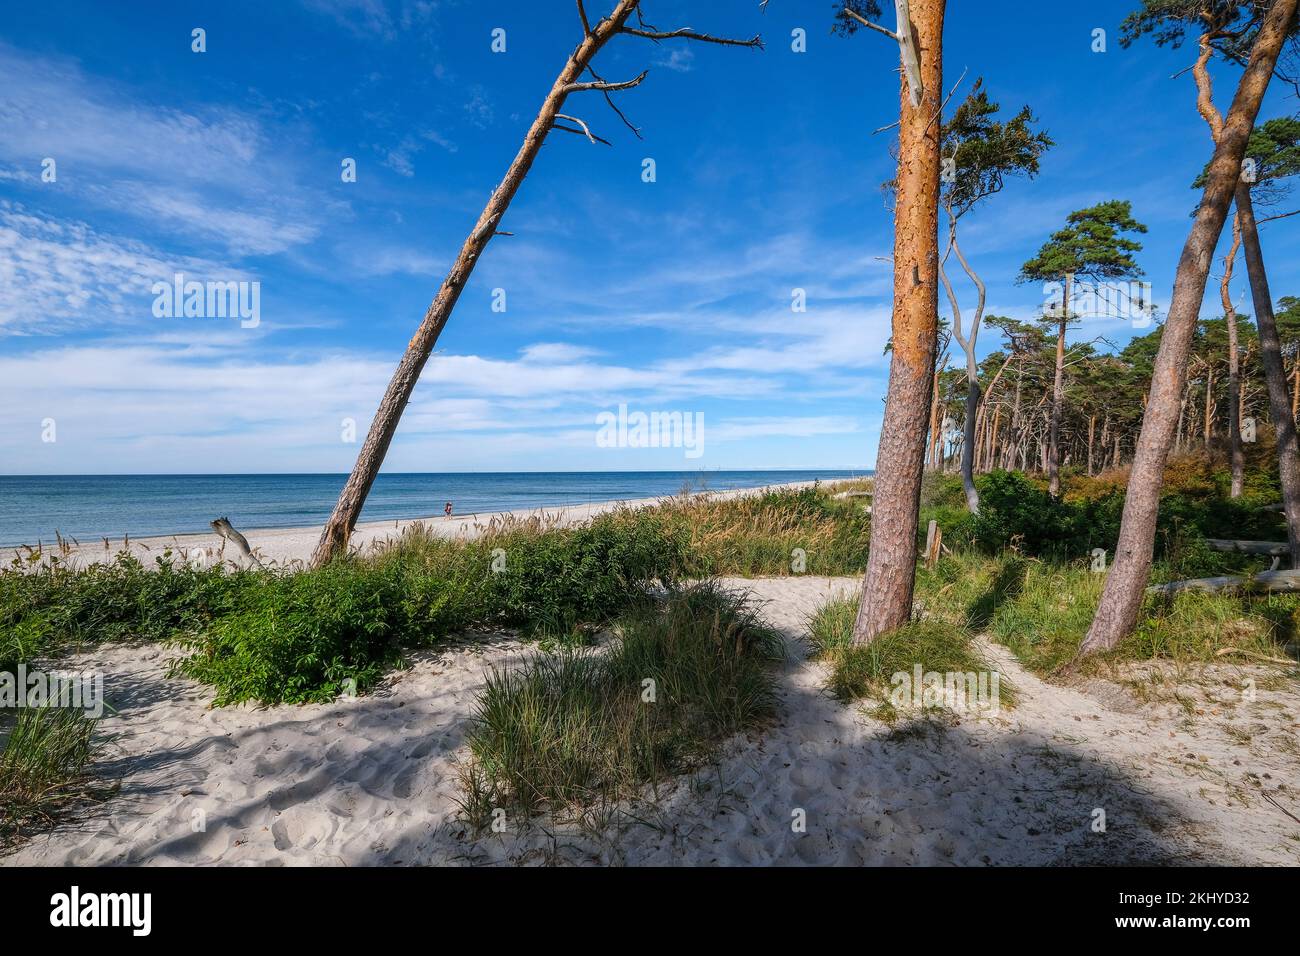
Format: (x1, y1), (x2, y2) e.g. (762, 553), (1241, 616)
(168, 561), (414, 706)
(485, 510), (688, 636)
(1120, 1), (1284, 63)
(0, 553), (248, 673)
(1019, 200), (1148, 285)
(3, 510), (688, 707)
(941, 81), (1054, 218)
(458, 582), (782, 824)
(946, 465), (1287, 565)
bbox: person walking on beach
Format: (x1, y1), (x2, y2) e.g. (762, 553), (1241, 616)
(444, 501), (453, 518)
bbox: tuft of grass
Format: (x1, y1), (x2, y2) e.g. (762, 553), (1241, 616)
(0, 706), (112, 850)
(458, 581), (782, 826)
(807, 597), (1011, 708)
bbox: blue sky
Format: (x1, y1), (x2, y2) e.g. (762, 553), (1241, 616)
(1, 0), (1297, 474)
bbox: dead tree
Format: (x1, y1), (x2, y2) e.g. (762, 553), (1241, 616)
(936, 85), (1052, 513)
(309, 2), (763, 567)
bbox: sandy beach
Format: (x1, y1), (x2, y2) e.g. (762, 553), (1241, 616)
(9, 479), (848, 569)
(5, 573), (1297, 867)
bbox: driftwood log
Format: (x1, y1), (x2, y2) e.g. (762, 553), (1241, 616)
(1204, 539), (1290, 556)
(1148, 568), (1300, 596)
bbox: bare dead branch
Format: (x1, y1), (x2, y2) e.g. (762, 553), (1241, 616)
(586, 64), (644, 138)
(926, 65), (969, 133)
(553, 113), (612, 145)
(1259, 208), (1300, 225)
(577, 0), (592, 37)
(564, 70), (649, 93)
(621, 26), (763, 49)
(842, 7), (898, 41)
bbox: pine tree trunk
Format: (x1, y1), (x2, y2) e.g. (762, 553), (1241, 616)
(309, 2), (641, 568)
(852, 0), (945, 645)
(1080, 0), (1295, 654)
(1048, 275), (1070, 496)
(1236, 184), (1300, 565)
(927, 358), (943, 470)
(1203, 365), (1214, 447)
(1087, 414), (1096, 476)
(1223, 216), (1244, 497)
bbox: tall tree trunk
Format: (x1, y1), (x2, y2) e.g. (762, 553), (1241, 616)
(941, 216), (987, 513)
(853, 0), (945, 645)
(1236, 184), (1300, 565)
(1223, 216), (1245, 496)
(1081, 0), (1295, 655)
(1292, 363), (1300, 422)
(308, 2), (643, 567)
(927, 355), (943, 470)
(1087, 414), (1096, 476)
(1203, 364), (1214, 447)
(1047, 275), (1070, 496)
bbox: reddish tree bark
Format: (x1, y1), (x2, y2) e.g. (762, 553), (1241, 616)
(853, 0), (946, 644)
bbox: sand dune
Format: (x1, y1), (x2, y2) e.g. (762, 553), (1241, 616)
(6, 576), (1297, 867)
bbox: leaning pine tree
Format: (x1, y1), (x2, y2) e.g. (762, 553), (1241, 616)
(1083, 0), (1300, 655)
(834, 0), (946, 644)
(309, 1), (763, 568)
(1143, 0), (1300, 533)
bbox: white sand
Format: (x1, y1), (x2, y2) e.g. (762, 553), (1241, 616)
(5, 576), (1297, 866)
(8, 479), (853, 568)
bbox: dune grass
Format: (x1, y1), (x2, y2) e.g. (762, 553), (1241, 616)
(807, 597), (1010, 711)
(647, 485), (871, 577)
(0, 706), (112, 851)
(907, 544), (1300, 678)
(458, 581), (783, 825)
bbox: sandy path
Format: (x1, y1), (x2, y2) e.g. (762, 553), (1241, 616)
(11, 479), (850, 569)
(4, 577), (1298, 866)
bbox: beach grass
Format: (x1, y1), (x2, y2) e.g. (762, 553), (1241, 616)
(0, 705), (112, 851)
(807, 598), (1009, 709)
(457, 581), (782, 825)
(647, 484), (871, 577)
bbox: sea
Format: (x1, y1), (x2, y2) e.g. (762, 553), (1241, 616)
(0, 470), (867, 547)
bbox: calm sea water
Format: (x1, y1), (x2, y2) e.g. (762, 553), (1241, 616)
(0, 471), (866, 547)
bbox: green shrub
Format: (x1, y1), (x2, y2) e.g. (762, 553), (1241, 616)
(485, 510), (687, 635)
(0, 553), (247, 672)
(168, 561), (415, 706)
(971, 471), (1076, 556)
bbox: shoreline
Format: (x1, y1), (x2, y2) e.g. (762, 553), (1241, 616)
(9, 477), (861, 568)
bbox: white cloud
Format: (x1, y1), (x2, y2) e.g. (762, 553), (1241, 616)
(0, 203), (242, 333)
(0, 42), (333, 259)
